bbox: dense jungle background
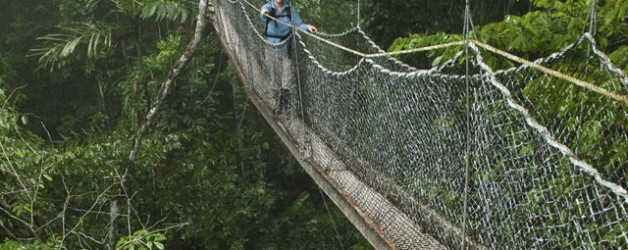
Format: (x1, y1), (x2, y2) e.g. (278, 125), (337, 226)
(1, 0), (626, 249)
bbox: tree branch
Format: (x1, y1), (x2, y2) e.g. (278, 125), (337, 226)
(109, 1), (209, 249)
(125, 0), (209, 174)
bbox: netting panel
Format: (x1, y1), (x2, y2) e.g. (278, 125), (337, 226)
(216, 1), (628, 249)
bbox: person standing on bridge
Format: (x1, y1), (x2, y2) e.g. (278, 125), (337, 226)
(260, 0), (317, 118)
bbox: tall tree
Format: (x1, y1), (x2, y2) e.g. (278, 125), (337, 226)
(1, 0), (369, 249)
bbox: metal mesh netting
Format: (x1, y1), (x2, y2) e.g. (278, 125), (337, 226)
(215, 0), (628, 249)
(298, 28), (417, 73)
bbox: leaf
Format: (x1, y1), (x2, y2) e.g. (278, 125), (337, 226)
(154, 242), (164, 250)
(432, 56), (444, 66)
(286, 192), (309, 216)
(20, 115), (28, 125)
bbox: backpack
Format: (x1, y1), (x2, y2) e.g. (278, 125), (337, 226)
(263, 1), (292, 41)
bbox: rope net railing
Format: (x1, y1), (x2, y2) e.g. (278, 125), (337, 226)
(215, 0), (628, 249)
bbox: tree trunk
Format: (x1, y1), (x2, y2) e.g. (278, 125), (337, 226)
(108, 0), (209, 248)
(108, 199), (118, 250)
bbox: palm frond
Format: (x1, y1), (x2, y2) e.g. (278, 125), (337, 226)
(29, 23), (113, 71)
(110, 0), (143, 14)
(140, 0), (191, 22)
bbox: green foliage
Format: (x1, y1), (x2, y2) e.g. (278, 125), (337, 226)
(384, 0), (627, 248)
(111, 0), (144, 15)
(0, 0), (374, 249)
(0, 237), (63, 250)
(30, 23), (114, 70)
(294, 0), (358, 34)
(116, 230), (166, 250)
(7, 0), (625, 248)
(156, 34), (182, 60)
(139, 0), (194, 22)
(388, 0), (627, 70)
(0, 88), (59, 241)
(609, 46), (628, 72)
(0, 55), (17, 87)
(364, 0), (532, 48)
(388, 32), (463, 68)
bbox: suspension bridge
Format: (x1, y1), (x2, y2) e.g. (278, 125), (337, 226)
(213, 0), (628, 249)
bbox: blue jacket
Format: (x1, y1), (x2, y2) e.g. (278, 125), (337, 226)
(260, 1), (309, 44)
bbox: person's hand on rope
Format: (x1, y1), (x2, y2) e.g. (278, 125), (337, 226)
(306, 24), (318, 33)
